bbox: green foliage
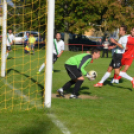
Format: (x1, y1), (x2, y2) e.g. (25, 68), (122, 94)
(6, 0), (134, 34)
(55, 0), (134, 33)
(7, 0), (46, 33)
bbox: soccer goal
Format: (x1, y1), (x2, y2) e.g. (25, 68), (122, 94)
(0, 0), (55, 111)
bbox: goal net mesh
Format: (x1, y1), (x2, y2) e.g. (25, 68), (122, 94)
(0, 0), (47, 111)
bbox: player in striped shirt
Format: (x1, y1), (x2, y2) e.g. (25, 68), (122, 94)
(37, 33), (64, 74)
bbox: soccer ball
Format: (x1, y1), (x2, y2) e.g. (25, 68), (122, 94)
(88, 70), (97, 81)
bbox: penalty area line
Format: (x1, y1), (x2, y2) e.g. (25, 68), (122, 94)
(3, 79), (71, 134)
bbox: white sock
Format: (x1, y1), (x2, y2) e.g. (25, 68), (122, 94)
(38, 63), (45, 72)
(99, 72), (111, 83)
(119, 71), (133, 81)
(58, 88), (63, 92)
(52, 65), (54, 71)
(6, 53), (9, 58)
(70, 94), (76, 97)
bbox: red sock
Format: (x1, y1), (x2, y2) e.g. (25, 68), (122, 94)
(114, 74), (117, 79)
(117, 76), (122, 80)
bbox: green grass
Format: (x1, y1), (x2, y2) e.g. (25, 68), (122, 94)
(0, 45), (134, 134)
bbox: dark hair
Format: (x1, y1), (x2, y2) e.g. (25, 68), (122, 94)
(56, 32), (61, 35)
(120, 25), (127, 33)
(8, 29), (12, 32)
(91, 48), (100, 54)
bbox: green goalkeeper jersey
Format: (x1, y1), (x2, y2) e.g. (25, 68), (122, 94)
(65, 53), (92, 76)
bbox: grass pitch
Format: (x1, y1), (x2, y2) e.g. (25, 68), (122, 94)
(0, 45), (134, 134)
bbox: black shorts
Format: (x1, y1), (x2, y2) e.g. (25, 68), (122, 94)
(7, 46), (11, 51)
(65, 64), (82, 80)
(109, 53), (122, 69)
(53, 54), (58, 63)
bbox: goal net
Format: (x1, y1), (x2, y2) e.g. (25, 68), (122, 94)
(0, 0), (48, 111)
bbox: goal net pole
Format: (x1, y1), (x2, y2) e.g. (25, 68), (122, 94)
(1, 0), (7, 77)
(44, 0), (55, 108)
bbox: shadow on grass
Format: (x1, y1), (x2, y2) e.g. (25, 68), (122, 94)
(6, 68), (44, 99)
(53, 70), (61, 72)
(104, 78), (132, 91)
(13, 116), (59, 134)
(7, 57), (14, 60)
(64, 86), (91, 95)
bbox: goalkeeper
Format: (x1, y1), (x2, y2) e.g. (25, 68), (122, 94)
(57, 49), (100, 99)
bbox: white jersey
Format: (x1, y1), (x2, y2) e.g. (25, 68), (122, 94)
(114, 35), (128, 54)
(53, 39), (64, 55)
(7, 33), (14, 46)
(103, 41), (109, 49)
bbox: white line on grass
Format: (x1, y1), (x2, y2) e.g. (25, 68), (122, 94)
(47, 114), (71, 134)
(3, 79), (71, 134)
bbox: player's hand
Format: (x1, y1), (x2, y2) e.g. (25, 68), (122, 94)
(108, 46), (113, 50)
(86, 73), (90, 79)
(57, 54), (60, 57)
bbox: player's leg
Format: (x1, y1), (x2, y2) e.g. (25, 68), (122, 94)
(31, 44), (34, 54)
(57, 64), (77, 97)
(102, 49), (104, 57)
(57, 64), (83, 98)
(110, 53), (122, 84)
(37, 62), (45, 74)
(6, 46), (11, 58)
(117, 58), (134, 88)
(113, 58), (133, 83)
(107, 49), (108, 58)
(111, 66), (122, 84)
(70, 76), (84, 99)
(117, 65), (130, 80)
(94, 60), (113, 87)
(104, 49), (106, 57)
(37, 54), (57, 74)
(52, 54), (58, 71)
(119, 71), (134, 88)
(6, 50), (9, 58)
(120, 58), (133, 74)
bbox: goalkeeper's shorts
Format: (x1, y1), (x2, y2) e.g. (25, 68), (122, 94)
(64, 64), (82, 80)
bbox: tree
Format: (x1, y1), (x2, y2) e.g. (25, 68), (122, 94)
(8, 0), (47, 35)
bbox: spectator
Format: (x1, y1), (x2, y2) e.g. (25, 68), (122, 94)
(24, 32), (30, 47)
(28, 33), (36, 54)
(102, 38), (110, 58)
(6, 29), (14, 58)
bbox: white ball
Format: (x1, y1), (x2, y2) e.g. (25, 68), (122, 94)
(88, 70), (97, 81)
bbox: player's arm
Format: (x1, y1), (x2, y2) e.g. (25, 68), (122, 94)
(108, 45), (116, 50)
(57, 42), (64, 57)
(80, 59), (91, 76)
(57, 50), (63, 57)
(110, 38), (124, 49)
(102, 43), (105, 47)
(27, 38), (30, 45)
(11, 35), (14, 45)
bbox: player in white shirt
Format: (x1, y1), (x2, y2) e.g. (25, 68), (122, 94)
(94, 25), (134, 88)
(6, 29), (14, 58)
(37, 33), (64, 74)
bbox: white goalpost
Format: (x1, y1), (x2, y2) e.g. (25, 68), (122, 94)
(1, 0), (7, 77)
(44, 0), (55, 108)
